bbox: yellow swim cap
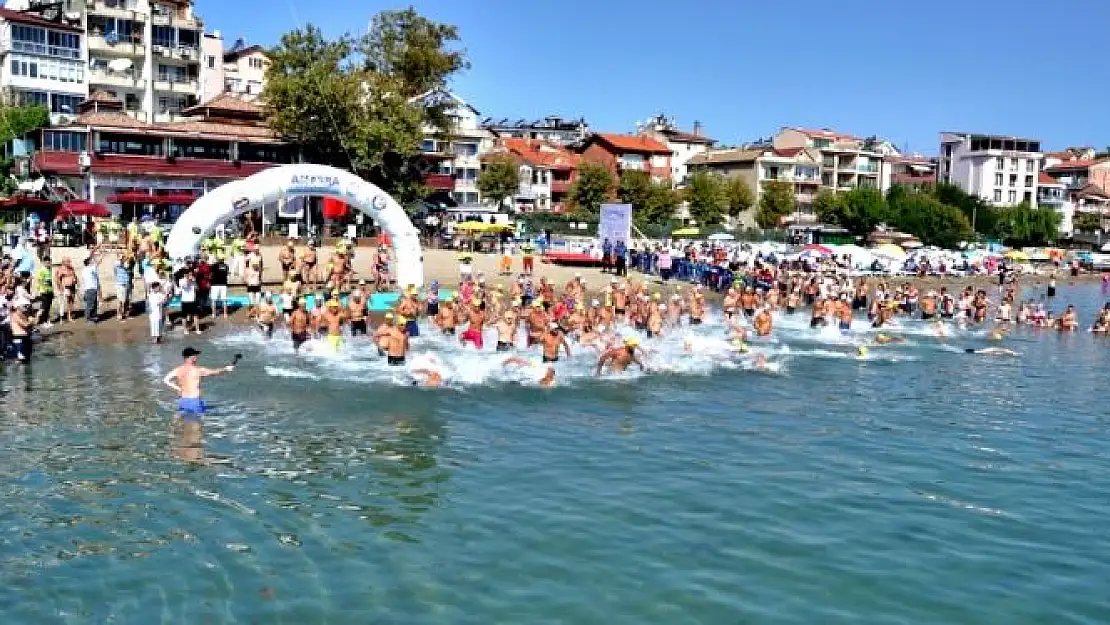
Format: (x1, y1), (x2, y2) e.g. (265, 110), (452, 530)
(385, 312), (394, 319)
(652, 293), (661, 300)
(623, 336), (640, 347)
(857, 346), (869, 357)
(471, 297), (481, 306)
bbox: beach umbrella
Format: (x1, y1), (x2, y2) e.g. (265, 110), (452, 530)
(802, 243), (833, 256)
(1004, 249), (1029, 261)
(672, 227), (700, 237)
(455, 221), (490, 233)
(707, 232), (735, 241)
(900, 239), (923, 249)
(872, 243), (907, 259)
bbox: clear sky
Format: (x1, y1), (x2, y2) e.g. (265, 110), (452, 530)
(198, 0), (1110, 155)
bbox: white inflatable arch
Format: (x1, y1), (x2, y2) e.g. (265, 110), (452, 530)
(165, 164), (424, 288)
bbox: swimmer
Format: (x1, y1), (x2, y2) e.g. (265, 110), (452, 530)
(410, 368), (444, 387)
(502, 355), (556, 387)
(540, 322), (572, 363)
(873, 333), (905, 345)
(373, 313), (394, 356)
(964, 347), (1020, 357)
(856, 345), (869, 359)
(595, 336), (648, 375)
(753, 307), (773, 337)
(162, 347), (236, 461)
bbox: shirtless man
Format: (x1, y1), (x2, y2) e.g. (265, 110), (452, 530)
(56, 258), (77, 322)
(385, 317), (409, 365)
(289, 299), (310, 352)
(496, 310), (517, 352)
(278, 240), (296, 277)
(348, 290), (368, 336)
(436, 295), (457, 334)
(162, 347), (235, 462)
(301, 242), (319, 290)
(753, 308), (773, 337)
(322, 298), (347, 352)
(9, 302), (33, 364)
(540, 323), (571, 363)
(688, 288), (706, 325)
(647, 303), (665, 338)
(256, 292), (278, 338)
(373, 313), (395, 356)
(502, 355), (556, 387)
(460, 297), (486, 349)
(396, 287), (421, 337)
(595, 336), (648, 375)
(1060, 304), (1079, 331)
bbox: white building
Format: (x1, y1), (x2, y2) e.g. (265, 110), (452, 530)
(638, 113), (715, 187)
(197, 30), (223, 102)
(76, 0), (203, 123)
(222, 40), (267, 98)
(0, 8), (87, 124)
(774, 127), (891, 194)
(938, 132), (1043, 207)
(411, 89), (495, 206)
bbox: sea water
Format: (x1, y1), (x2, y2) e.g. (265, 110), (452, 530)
(2, 283), (1109, 623)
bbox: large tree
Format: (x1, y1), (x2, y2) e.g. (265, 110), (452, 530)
(617, 169), (677, 226)
(813, 189), (846, 226)
(0, 104), (49, 195)
(264, 9), (468, 205)
(1074, 212), (1102, 233)
(756, 181), (795, 228)
(477, 158), (519, 210)
(685, 171), (728, 226)
(568, 161), (613, 218)
(990, 202), (1060, 247)
(724, 176), (754, 216)
(890, 193), (973, 249)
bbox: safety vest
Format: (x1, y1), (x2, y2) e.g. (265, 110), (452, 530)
(36, 266), (53, 294)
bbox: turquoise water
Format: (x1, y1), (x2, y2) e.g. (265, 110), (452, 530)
(167, 289), (455, 311)
(3, 283), (1110, 623)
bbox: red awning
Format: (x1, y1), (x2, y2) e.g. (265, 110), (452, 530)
(0, 196), (59, 210)
(57, 200), (112, 219)
(106, 191), (198, 205)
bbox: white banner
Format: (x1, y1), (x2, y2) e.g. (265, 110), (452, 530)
(278, 196), (305, 220)
(598, 203), (632, 247)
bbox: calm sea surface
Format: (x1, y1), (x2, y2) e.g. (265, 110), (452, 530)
(2, 283), (1109, 624)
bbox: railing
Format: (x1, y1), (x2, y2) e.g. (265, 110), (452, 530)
(857, 163), (879, 173)
(88, 34), (145, 52)
(619, 160), (646, 171)
(822, 157), (835, 167)
(90, 2), (146, 19)
(90, 69), (146, 87)
(11, 40), (81, 60)
(551, 181), (570, 193)
(423, 173), (454, 190)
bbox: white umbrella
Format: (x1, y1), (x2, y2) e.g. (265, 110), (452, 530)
(900, 240), (923, 249)
(707, 232), (735, 241)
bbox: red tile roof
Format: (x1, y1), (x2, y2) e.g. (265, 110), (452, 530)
(660, 128), (715, 145)
(181, 93), (265, 117)
(495, 138), (580, 170)
(1045, 159), (1097, 172)
(224, 45), (266, 62)
(891, 173), (936, 186)
(794, 127), (859, 142)
(0, 8), (82, 33)
(590, 133), (671, 154)
(772, 147), (804, 158)
(68, 111), (279, 143)
(1038, 173), (1062, 186)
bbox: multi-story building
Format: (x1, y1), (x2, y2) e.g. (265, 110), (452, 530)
(31, 91), (295, 216)
(222, 39), (266, 98)
(938, 132), (1043, 206)
(637, 114), (715, 187)
(412, 89), (495, 206)
(482, 137), (579, 213)
(687, 146), (823, 228)
(1036, 173), (1071, 235)
(887, 155), (937, 190)
(197, 30), (223, 102)
(0, 8), (87, 123)
(481, 115), (589, 147)
(578, 132), (672, 185)
(78, 0), (203, 122)
(774, 128), (888, 194)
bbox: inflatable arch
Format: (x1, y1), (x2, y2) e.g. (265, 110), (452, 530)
(165, 164), (424, 288)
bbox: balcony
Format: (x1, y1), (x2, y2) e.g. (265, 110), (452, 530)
(88, 34), (144, 56)
(89, 1), (146, 20)
(857, 162), (879, 173)
(551, 180), (570, 194)
(821, 157), (836, 167)
(154, 76), (198, 94)
(89, 69), (146, 89)
(423, 173), (454, 190)
(10, 40), (81, 60)
(153, 45), (200, 63)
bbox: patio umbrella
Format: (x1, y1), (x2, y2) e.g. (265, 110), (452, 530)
(707, 232), (735, 241)
(872, 243), (907, 259)
(56, 200), (111, 219)
(802, 243), (833, 256)
(454, 221), (491, 233)
(672, 227), (700, 237)
(900, 239), (923, 249)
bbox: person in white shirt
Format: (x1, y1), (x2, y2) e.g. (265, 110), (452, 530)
(81, 253), (101, 324)
(147, 281), (167, 344)
(177, 271), (201, 335)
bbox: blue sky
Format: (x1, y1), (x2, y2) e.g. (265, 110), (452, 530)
(199, 0), (1110, 155)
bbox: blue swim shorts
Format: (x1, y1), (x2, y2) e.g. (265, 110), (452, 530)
(177, 397), (206, 421)
(405, 319), (420, 337)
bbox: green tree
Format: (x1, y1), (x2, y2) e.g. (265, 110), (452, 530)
(617, 169), (652, 209)
(477, 157), (519, 210)
(264, 10), (468, 205)
(890, 194), (973, 249)
(990, 202), (1060, 247)
(756, 181), (795, 228)
(684, 171), (728, 226)
(568, 161), (613, 218)
(0, 104), (49, 195)
(724, 176), (754, 215)
(642, 180), (679, 227)
(813, 189), (847, 227)
(840, 187), (889, 236)
(1074, 212), (1102, 232)
(931, 183), (994, 236)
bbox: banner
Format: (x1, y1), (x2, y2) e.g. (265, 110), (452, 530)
(278, 196), (305, 220)
(598, 203), (632, 247)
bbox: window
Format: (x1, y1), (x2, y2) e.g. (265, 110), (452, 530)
(152, 25), (175, 48)
(206, 55), (215, 69)
(995, 157), (1004, 170)
(42, 130), (88, 152)
(993, 189), (1002, 202)
(239, 143), (295, 163)
(994, 173), (1003, 186)
(249, 57), (265, 70)
(1026, 160), (1034, 172)
(171, 138), (231, 160)
(1010, 158), (1018, 171)
(15, 90), (48, 108)
(51, 93), (82, 114)
(97, 132), (164, 156)
(156, 94), (189, 113)
(1009, 174), (1017, 187)
(157, 64), (187, 82)
(28, 62), (37, 78)
(813, 138), (831, 149)
(452, 142), (478, 156)
(1024, 191), (1032, 203)
(1025, 175), (1033, 187)
(421, 139), (435, 152)
(1008, 190), (1017, 203)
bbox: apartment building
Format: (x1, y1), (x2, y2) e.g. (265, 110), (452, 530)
(412, 89), (495, 206)
(938, 132), (1043, 207)
(0, 8), (87, 123)
(196, 30), (222, 102)
(482, 115), (589, 147)
(888, 155), (937, 190)
(578, 132), (672, 184)
(482, 137), (579, 213)
(774, 128), (889, 194)
(687, 146), (823, 228)
(637, 114), (715, 187)
(222, 39), (266, 98)
(76, 0), (203, 123)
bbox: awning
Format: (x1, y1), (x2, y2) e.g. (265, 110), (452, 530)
(0, 196), (59, 210)
(107, 191), (198, 205)
(57, 200), (112, 219)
